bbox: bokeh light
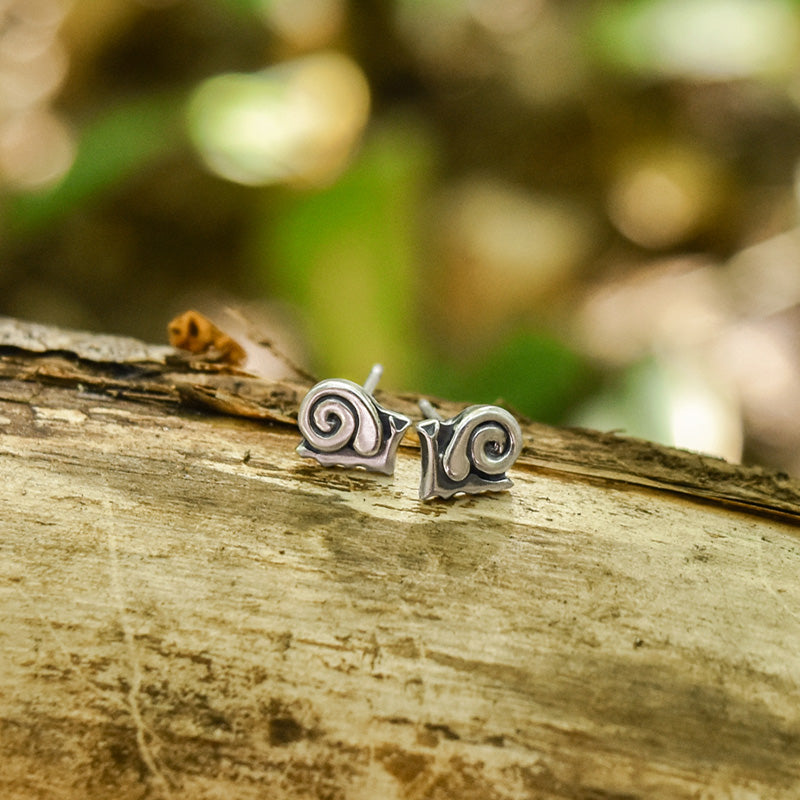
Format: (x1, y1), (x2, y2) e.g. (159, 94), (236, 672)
(187, 52), (370, 187)
(0, 0), (73, 190)
(432, 177), (596, 341)
(606, 144), (724, 249)
(594, 0), (800, 80)
(0, 107), (74, 190)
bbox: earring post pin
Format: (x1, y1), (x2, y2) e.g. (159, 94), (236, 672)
(419, 398), (443, 422)
(363, 363), (383, 396)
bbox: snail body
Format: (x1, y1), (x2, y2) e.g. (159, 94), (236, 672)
(416, 405), (523, 501)
(296, 377), (411, 475)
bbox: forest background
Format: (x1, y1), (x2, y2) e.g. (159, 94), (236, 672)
(2, 0), (800, 474)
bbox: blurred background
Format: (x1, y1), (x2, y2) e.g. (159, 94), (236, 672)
(2, 0), (800, 472)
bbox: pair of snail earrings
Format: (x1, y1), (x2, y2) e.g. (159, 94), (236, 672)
(296, 365), (523, 501)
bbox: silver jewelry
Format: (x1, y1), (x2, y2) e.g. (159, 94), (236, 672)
(416, 399), (523, 501)
(297, 364), (411, 475)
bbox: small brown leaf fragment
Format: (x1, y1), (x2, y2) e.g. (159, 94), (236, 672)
(167, 310), (247, 366)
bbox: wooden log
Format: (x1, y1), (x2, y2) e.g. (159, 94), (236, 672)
(1, 316), (799, 799)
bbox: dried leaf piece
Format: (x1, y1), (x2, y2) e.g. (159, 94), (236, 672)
(167, 310), (247, 366)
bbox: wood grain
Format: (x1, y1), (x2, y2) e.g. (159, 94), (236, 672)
(1, 318), (799, 799)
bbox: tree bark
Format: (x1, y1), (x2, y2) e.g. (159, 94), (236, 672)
(1, 316), (799, 800)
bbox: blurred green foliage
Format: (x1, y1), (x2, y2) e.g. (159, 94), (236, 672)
(421, 330), (594, 422)
(261, 118), (433, 387)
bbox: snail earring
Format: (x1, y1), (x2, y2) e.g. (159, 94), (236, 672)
(416, 400), (523, 501)
(297, 365), (411, 475)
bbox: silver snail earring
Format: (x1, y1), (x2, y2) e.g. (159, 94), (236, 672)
(416, 399), (523, 501)
(297, 364), (411, 475)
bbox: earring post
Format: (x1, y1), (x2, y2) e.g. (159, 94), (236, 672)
(363, 363), (383, 395)
(419, 398), (443, 422)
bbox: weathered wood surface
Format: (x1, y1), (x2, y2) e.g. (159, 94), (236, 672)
(1, 317), (799, 799)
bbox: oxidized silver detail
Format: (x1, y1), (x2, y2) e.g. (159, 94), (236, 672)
(297, 368), (411, 475)
(416, 404), (522, 501)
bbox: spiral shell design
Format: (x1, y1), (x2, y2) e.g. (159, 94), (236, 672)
(442, 406), (522, 482)
(298, 378), (382, 457)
